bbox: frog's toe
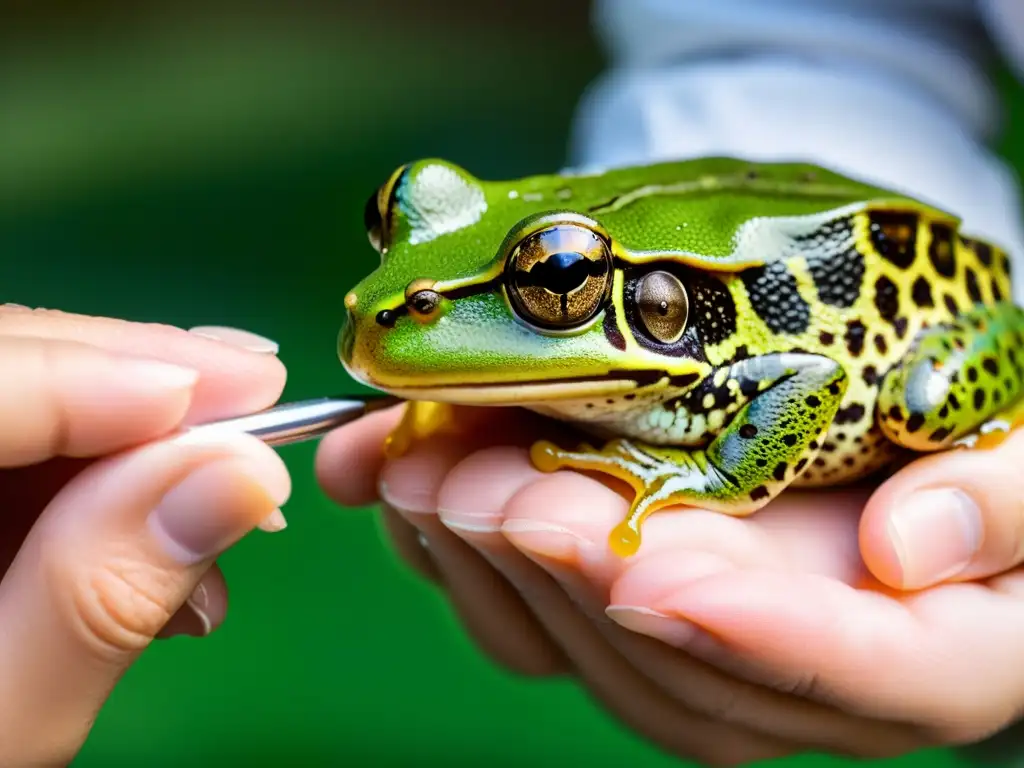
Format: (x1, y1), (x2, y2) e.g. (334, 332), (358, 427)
(529, 440), (565, 472)
(528, 438), (647, 487)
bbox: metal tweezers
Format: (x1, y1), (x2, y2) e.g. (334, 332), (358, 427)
(184, 394), (403, 447)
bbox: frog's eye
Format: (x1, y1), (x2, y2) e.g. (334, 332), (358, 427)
(363, 165), (408, 254)
(633, 270), (689, 344)
(505, 224), (612, 331)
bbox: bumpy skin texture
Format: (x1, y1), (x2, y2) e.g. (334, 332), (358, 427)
(340, 157), (1024, 555)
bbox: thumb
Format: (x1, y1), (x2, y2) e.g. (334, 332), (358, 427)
(0, 428), (289, 766)
(860, 427), (1024, 590)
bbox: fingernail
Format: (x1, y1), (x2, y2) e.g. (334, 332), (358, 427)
(501, 518), (596, 560)
(188, 325), (279, 354)
(889, 488), (983, 588)
(439, 508), (503, 534)
(378, 478), (435, 515)
(149, 458), (286, 564)
(257, 508), (288, 532)
(606, 605), (702, 647)
(186, 581), (213, 636)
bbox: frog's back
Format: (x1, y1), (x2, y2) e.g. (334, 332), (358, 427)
(554, 157), (921, 259)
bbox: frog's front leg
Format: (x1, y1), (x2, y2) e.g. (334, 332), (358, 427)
(531, 353), (848, 556)
(877, 302), (1024, 452)
(384, 400), (459, 459)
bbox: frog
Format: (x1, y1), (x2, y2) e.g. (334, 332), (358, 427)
(339, 157), (1024, 557)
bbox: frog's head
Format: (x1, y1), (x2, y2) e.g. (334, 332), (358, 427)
(340, 159), (706, 405)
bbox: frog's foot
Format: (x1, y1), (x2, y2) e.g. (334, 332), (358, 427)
(530, 352), (849, 557)
(878, 302), (1024, 452)
(530, 438), (722, 557)
(384, 400), (458, 459)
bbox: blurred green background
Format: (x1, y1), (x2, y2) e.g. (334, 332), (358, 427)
(2, 1), (1021, 765)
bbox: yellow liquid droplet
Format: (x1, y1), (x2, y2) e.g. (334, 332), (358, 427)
(609, 521), (640, 558)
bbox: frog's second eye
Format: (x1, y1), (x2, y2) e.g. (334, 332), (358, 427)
(363, 165), (408, 254)
(505, 224), (612, 331)
(634, 270), (689, 344)
(363, 191), (384, 253)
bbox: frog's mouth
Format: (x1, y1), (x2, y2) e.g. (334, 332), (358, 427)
(354, 368), (700, 406)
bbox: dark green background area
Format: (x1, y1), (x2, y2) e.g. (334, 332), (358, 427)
(1, 3), (1018, 765)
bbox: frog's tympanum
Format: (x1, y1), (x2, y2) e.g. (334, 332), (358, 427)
(340, 158), (1024, 557)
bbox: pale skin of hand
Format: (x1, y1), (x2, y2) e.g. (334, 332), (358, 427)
(317, 404), (1024, 765)
(0, 306), (291, 766)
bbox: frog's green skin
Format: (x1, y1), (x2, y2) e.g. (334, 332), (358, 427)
(340, 157), (1024, 556)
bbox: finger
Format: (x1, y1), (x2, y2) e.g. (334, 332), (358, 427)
(373, 406), (552, 513)
(604, 551), (925, 756)
(377, 503), (441, 585)
(861, 428), (1024, 590)
(473, 468), (919, 756)
(318, 408), (573, 675)
(434, 448), (797, 764)
(0, 429), (290, 765)
(0, 336), (200, 466)
(0, 306), (286, 424)
(619, 566), (1024, 743)
(433, 439), (911, 754)
(402, 507), (567, 677)
(315, 405), (405, 508)
(379, 439), (566, 677)
(156, 564), (228, 639)
(378, 417), (893, 757)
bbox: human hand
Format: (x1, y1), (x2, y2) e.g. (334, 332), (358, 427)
(0, 305), (290, 766)
(318, 403), (1024, 765)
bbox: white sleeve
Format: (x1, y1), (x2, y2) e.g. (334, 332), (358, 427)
(570, 0), (1024, 302)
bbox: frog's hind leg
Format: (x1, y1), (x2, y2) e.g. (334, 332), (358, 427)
(531, 353), (849, 557)
(877, 302), (1024, 452)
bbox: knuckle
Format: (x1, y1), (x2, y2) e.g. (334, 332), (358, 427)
(775, 670), (824, 701)
(65, 556), (177, 659)
(37, 341), (73, 454)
